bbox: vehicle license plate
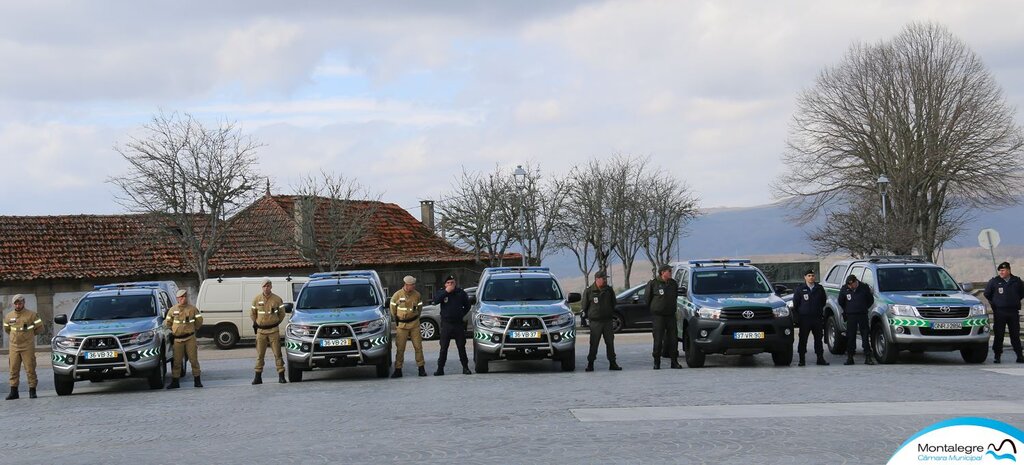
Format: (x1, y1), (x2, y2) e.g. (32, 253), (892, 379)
(85, 351), (117, 359)
(509, 331), (541, 339)
(931, 322), (963, 330)
(733, 332), (765, 340)
(320, 338), (352, 347)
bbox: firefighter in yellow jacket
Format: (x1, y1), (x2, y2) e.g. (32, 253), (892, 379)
(164, 289), (204, 389)
(4, 295), (44, 399)
(251, 278), (286, 385)
(390, 276), (426, 378)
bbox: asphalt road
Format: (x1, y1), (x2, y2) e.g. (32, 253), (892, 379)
(1, 332), (1023, 464)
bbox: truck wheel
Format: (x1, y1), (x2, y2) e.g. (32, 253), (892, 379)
(147, 351), (167, 389)
(214, 324), (239, 350)
(684, 331), (705, 368)
(772, 344), (793, 366)
(871, 323), (898, 364)
(419, 319), (438, 341)
(55, 374), (75, 396)
(825, 315), (847, 355)
(960, 343), (988, 364)
(474, 352), (490, 374)
(288, 363), (304, 382)
(376, 347), (393, 378)
(559, 351), (576, 372)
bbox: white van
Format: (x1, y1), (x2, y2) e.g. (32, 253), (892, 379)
(196, 276), (309, 349)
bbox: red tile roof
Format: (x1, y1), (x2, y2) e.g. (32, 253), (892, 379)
(0, 195), (486, 281)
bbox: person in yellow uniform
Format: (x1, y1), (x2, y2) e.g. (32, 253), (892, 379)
(164, 289), (204, 389)
(251, 278), (286, 385)
(4, 295), (44, 399)
(390, 276), (426, 378)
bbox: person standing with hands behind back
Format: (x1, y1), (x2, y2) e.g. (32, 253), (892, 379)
(432, 275), (472, 376)
(984, 262), (1024, 363)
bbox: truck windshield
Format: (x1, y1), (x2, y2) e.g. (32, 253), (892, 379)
(72, 295), (157, 321)
(298, 284), (379, 309)
(692, 270), (772, 294)
(482, 278), (563, 302)
(877, 267), (960, 292)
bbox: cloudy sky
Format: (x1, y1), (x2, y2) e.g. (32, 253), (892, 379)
(2, 1), (1023, 217)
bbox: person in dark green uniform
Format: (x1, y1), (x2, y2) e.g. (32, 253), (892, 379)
(646, 265), (681, 370)
(583, 271), (621, 372)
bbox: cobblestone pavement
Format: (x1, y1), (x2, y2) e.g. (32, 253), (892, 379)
(2, 332), (1023, 464)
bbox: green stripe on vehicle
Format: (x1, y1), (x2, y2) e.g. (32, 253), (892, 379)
(889, 318), (929, 327)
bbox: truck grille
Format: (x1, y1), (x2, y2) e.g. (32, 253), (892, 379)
(720, 308), (774, 320)
(82, 337), (118, 350)
(508, 317), (544, 331)
(318, 325), (354, 338)
(917, 307), (969, 319)
(919, 327), (972, 336)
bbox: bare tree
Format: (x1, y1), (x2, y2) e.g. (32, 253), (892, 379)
(642, 174), (701, 276)
(438, 168), (517, 266)
(607, 156), (650, 288)
(774, 22), (1024, 261)
(111, 111), (264, 281)
(564, 159), (615, 275)
(512, 164), (567, 265)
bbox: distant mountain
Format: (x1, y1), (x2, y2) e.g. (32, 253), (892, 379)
(544, 201), (1024, 280)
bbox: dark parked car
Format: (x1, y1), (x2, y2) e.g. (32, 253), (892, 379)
(581, 283), (653, 333)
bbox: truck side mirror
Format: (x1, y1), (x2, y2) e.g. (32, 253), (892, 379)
(678, 286), (687, 295)
(567, 292), (582, 304)
(54, 314), (68, 325)
(774, 285), (790, 296)
(468, 296), (477, 306)
(960, 282), (973, 292)
(631, 295), (640, 303)
(282, 302), (294, 314)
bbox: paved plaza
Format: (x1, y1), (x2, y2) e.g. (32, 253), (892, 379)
(2, 332), (1023, 464)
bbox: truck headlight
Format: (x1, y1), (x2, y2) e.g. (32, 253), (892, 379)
(550, 313), (573, 327)
(969, 304), (987, 316)
(288, 324), (316, 339)
(697, 307), (721, 320)
(890, 305), (917, 317)
(477, 314), (502, 329)
(53, 336), (80, 350)
(773, 307), (790, 318)
(362, 318), (386, 334)
(127, 330), (155, 346)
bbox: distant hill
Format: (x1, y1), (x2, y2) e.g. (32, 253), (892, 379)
(543, 201), (1024, 285)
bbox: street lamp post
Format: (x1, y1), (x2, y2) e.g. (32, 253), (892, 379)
(877, 174), (889, 222)
(514, 165), (528, 267)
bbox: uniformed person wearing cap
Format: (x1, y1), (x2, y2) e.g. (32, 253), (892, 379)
(251, 278), (287, 384)
(645, 265), (682, 369)
(583, 271), (621, 372)
(390, 276), (427, 378)
(984, 262), (1024, 363)
(164, 289), (204, 388)
(4, 295), (44, 399)
(432, 275), (472, 376)
(792, 270), (829, 366)
(839, 275), (875, 365)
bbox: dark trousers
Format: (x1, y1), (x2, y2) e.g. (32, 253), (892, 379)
(992, 310), (1023, 354)
(845, 314), (870, 356)
(437, 321), (469, 368)
(587, 319), (616, 363)
(652, 314), (678, 358)
(797, 315), (824, 356)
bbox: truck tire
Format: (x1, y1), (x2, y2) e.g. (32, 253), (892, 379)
(871, 323), (899, 364)
(376, 347), (392, 378)
(559, 351), (576, 372)
(474, 352), (490, 374)
(55, 374), (75, 396)
(214, 324), (239, 350)
(147, 350), (167, 389)
(772, 344), (793, 366)
(960, 343), (988, 364)
(684, 331), (706, 368)
(825, 315), (847, 355)
(288, 363), (304, 382)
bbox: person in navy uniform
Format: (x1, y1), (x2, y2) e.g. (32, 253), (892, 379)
(432, 275), (473, 375)
(983, 262), (1024, 364)
(839, 275), (874, 366)
(791, 270), (829, 366)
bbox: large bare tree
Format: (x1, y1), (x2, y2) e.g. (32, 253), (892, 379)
(606, 156), (651, 288)
(438, 168), (517, 266)
(641, 173), (701, 276)
(111, 112), (264, 281)
(512, 163), (567, 265)
(775, 22), (1024, 261)
(563, 159), (615, 277)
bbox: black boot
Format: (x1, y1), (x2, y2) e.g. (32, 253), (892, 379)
(585, 361), (594, 372)
(816, 354), (829, 366)
(434, 366), (445, 376)
(653, 357), (661, 370)
(844, 355), (854, 365)
(670, 358), (682, 369)
(391, 368), (402, 378)
(166, 378), (180, 389)
(798, 354), (806, 366)
(994, 352), (1002, 364)
(864, 354), (875, 365)
(252, 373), (263, 385)
(194, 376), (203, 388)
(278, 372), (287, 384)
(418, 366), (427, 377)
(5, 387), (18, 400)
(29, 388), (36, 399)
(609, 361), (622, 371)
(462, 364), (472, 375)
